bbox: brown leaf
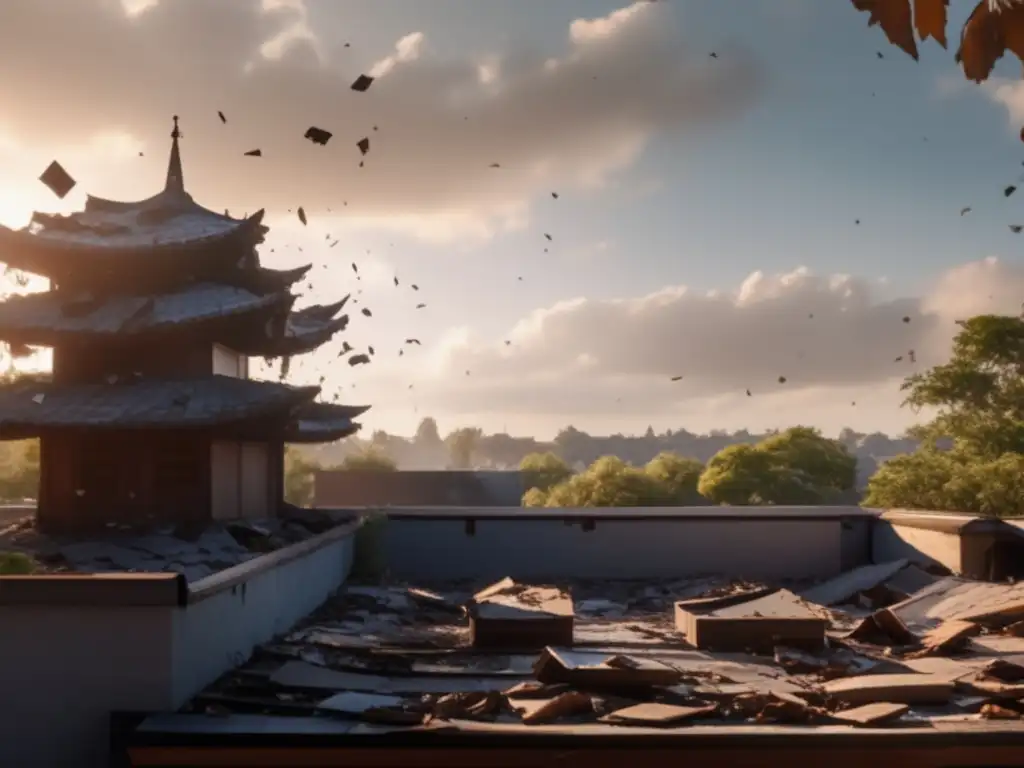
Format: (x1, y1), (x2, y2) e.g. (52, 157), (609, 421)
(914, 0), (948, 47)
(852, 0), (919, 60)
(957, 0), (1024, 83)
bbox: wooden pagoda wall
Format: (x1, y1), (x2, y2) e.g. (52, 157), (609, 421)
(38, 431), (212, 534)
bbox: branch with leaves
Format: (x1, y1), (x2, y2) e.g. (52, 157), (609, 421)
(852, 0), (1024, 84)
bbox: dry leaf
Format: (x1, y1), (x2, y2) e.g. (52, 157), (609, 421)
(957, 0), (1024, 83)
(915, 0), (949, 47)
(852, 0), (919, 60)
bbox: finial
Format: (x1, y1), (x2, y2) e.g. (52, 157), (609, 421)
(164, 115), (185, 194)
(171, 115), (181, 140)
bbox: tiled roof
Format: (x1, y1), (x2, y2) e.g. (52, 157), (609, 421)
(0, 283), (290, 342)
(235, 301), (350, 357)
(0, 375), (318, 436)
(285, 402), (370, 443)
(6, 189), (265, 252)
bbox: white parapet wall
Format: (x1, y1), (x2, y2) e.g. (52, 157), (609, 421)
(0, 520), (358, 768)
(375, 506), (876, 582)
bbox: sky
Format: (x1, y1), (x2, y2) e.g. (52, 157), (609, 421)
(0, 0), (1023, 441)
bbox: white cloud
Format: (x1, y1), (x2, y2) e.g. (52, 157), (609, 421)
(0, 0), (762, 242)
(313, 257), (1022, 434)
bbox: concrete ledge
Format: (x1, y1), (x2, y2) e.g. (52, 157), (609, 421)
(188, 518), (362, 603)
(0, 572), (187, 606)
(361, 505), (880, 522)
(377, 505), (873, 581)
(0, 518), (361, 768)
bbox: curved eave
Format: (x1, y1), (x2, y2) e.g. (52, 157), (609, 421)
(298, 295), (350, 321)
(0, 375), (319, 439)
(0, 286), (293, 346)
(236, 315), (349, 358)
(245, 264), (313, 295)
(0, 210), (266, 278)
(284, 402), (369, 443)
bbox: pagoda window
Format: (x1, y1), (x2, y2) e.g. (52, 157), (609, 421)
(212, 343), (248, 379)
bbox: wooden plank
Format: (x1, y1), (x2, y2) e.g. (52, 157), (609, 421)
(823, 674), (954, 706)
(833, 702), (910, 726)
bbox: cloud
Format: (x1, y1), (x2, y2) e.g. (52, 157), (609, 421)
(334, 257), (1022, 425)
(0, 0), (761, 240)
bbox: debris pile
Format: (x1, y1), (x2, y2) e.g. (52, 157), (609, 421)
(0, 507), (352, 581)
(178, 564), (1024, 731)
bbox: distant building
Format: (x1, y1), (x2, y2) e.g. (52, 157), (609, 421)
(0, 117), (366, 534)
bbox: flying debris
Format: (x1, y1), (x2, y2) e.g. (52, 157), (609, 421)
(297, 207), (307, 226)
(544, 233), (553, 241)
(330, 240), (339, 247)
(39, 161), (76, 199)
(361, 308), (372, 317)
(961, 207), (972, 216)
(670, 376), (683, 382)
(908, 350), (916, 363)
(411, 284), (419, 290)
(1013, 225), (1024, 234)
(304, 126), (332, 146)
(489, 163), (501, 168)
(357, 137), (370, 156)
(351, 74), (375, 92)
(504, 340), (511, 346)
(416, 303), (427, 309)
(393, 276), (399, 287)
(517, 276), (523, 281)
(876, 51), (884, 59)
(352, 263), (359, 273)
(405, 338), (421, 345)
(902, 316), (911, 323)
(349, 353), (371, 367)
(894, 356), (904, 362)
(368, 346), (375, 356)
(1007, 185), (1018, 198)
(746, 389), (752, 397)
(465, 370), (471, 376)
(244, 149), (262, 157)
(855, 219), (860, 225)
(552, 192), (559, 199)
(710, 51), (718, 58)
(777, 376), (787, 384)
(337, 341), (353, 356)
(218, 111), (226, 123)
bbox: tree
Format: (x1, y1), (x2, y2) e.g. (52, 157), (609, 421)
(284, 446), (320, 507)
(698, 427), (857, 505)
(865, 315), (1024, 516)
(414, 417), (442, 446)
(520, 451), (572, 492)
(446, 427), (482, 469)
(532, 456), (667, 507)
(644, 451), (705, 504)
(338, 447), (398, 472)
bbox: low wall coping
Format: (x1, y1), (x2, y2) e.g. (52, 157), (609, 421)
(0, 518), (363, 608)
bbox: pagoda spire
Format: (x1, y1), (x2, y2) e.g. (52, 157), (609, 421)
(165, 115), (185, 195)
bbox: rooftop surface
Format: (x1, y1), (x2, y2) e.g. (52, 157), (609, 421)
(161, 561), (1024, 734)
(0, 507), (349, 581)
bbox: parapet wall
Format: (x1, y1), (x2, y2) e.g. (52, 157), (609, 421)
(375, 506), (876, 582)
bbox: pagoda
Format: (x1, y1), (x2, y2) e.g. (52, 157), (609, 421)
(0, 117), (366, 535)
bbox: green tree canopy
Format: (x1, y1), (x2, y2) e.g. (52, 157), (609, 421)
(698, 427), (856, 505)
(523, 452), (706, 508)
(865, 315), (1024, 516)
(644, 451), (704, 504)
(284, 446), (320, 507)
(338, 448), (398, 472)
(519, 451), (572, 492)
(446, 427), (483, 469)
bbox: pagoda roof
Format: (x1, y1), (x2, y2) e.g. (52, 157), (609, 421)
(0, 375), (323, 439)
(246, 264), (313, 294)
(234, 300), (350, 357)
(0, 118), (265, 278)
(284, 402), (370, 443)
(0, 283), (292, 345)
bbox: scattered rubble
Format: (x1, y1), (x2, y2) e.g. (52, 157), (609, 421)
(0, 507), (351, 581)
(180, 563), (1024, 732)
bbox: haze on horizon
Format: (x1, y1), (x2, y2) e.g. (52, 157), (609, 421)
(0, 0), (1022, 442)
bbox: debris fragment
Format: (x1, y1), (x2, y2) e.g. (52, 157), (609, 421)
(357, 137), (370, 156)
(351, 74), (375, 92)
(39, 161), (76, 199)
(243, 149), (262, 157)
(304, 127), (332, 145)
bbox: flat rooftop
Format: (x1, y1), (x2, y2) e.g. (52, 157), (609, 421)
(0, 507), (350, 581)
(152, 561), (1024, 737)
